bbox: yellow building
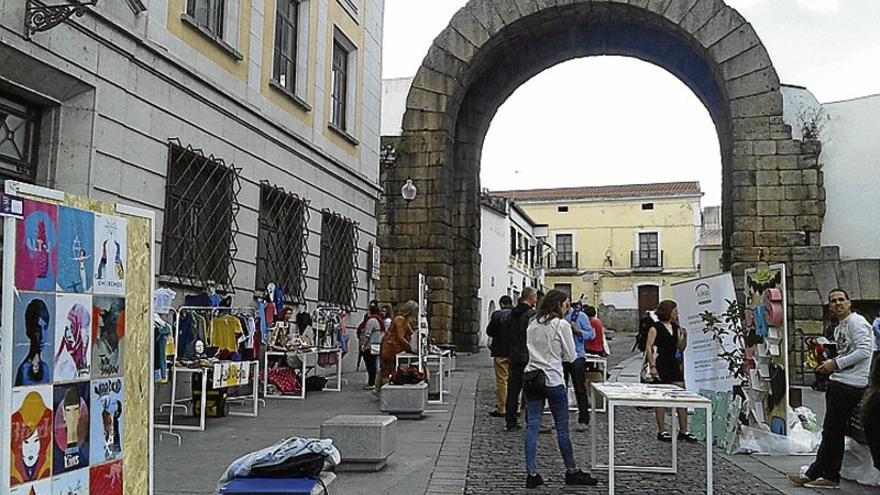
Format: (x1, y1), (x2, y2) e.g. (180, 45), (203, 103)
(495, 182), (703, 331)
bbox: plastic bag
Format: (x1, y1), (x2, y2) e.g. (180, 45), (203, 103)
(218, 437), (340, 488)
(734, 424), (814, 455)
(841, 437), (880, 486)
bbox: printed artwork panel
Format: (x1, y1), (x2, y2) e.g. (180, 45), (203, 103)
(57, 207), (95, 293)
(90, 460), (123, 495)
(13, 293), (55, 386)
(90, 378), (124, 463)
(16, 199), (59, 292)
(9, 478), (50, 495)
(52, 382), (90, 475)
(91, 297), (125, 378)
(54, 294), (93, 382)
(10, 386), (53, 487)
(52, 468), (88, 495)
(93, 214), (126, 296)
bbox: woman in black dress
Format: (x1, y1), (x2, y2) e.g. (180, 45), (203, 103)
(645, 299), (697, 442)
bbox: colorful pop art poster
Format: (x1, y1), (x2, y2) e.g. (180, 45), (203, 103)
(16, 199), (58, 292)
(52, 382), (90, 475)
(10, 387), (53, 487)
(90, 378), (123, 463)
(10, 478), (51, 495)
(91, 297), (125, 378)
(90, 460), (123, 495)
(52, 468), (88, 495)
(93, 214), (126, 296)
(54, 294), (93, 382)
(13, 293), (55, 387)
(57, 207), (94, 293)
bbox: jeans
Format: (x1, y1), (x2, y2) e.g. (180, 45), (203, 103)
(494, 357), (510, 414)
(363, 348), (378, 386)
(524, 385), (577, 476)
(806, 380), (866, 482)
(507, 361), (527, 428)
(563, 357), (591, 424)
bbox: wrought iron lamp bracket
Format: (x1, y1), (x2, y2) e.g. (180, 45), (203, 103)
(25, 0), (99, 39)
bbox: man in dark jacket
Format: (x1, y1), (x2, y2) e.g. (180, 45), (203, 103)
(487, 296), (514, 417)
(506, 287), (538, 431)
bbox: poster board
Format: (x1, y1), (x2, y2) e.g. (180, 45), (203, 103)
(743, 263), (790, 435)
(1, 181), (154, 495)
(673, 273), (740, 395)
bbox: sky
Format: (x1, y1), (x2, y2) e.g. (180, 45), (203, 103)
(382, 0), (880, 206)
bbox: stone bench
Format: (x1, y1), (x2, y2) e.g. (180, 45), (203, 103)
(380, 382), (428, 419)
(320, 415), (397, 472)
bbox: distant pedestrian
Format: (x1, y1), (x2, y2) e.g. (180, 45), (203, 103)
(788, 289), (873, 489)
(505, 287), (538, 431)
(378, 301), (417, 389)
(360, 303), (385, 390)
(382, 305), (393, 331)
(487, 295), (514, 418)
(522, 289), (598, 489)
(563, 301), (592, 430)
(584, 305), (606, 357)
(644, 299), (697, 443)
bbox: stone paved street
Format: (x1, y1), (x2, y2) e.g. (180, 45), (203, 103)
(464, 335), (786, 495)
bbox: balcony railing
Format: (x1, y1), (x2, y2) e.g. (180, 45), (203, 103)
(547, 252), (578, 272)
(631, 250), (664, 271)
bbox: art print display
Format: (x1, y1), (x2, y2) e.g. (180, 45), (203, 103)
(90, 378), (123, 464)
(10, 478), (50, 495)
(57, 207), (94, 293)
(54, 294), (92, 382)
(52, 382), (90, 475)
(89, 460), (123, 495)
(92, 214), (126, 296)
(51, 468), (88, 495)
(10, 387), (53, 487)
(13, 293), (55, 386)
(16, 199), (58, 292)
(91, 297), (125, 378)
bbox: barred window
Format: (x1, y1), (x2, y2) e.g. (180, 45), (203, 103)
(318, 210), (358, 309)
(161, 140), (240, 291)
(256, 183), (309, 303)
(330, 40), (348, 130)
(0, 93), (40, 183)
(186, 0), (226, 37)
(272, 0), (298, 92)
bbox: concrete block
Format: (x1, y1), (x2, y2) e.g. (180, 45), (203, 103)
(380, 382), (428, 419)
(810, 262), (838, 301)
(857, 260), (880, 300)
(836, 260), (862, 300)
(320, 415), (397, 471)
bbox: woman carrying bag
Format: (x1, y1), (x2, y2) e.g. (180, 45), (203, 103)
(644, 299), (698, 442)
(522, 289), (599, 489)
(377, 301), (417, 389)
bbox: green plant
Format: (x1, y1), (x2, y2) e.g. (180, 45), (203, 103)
(700, 299), (748, 385)
(797, 106), (829, 141)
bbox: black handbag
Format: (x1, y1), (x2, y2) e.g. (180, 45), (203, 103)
(522, 369), (547, 399)
(251, 451), (325, 478)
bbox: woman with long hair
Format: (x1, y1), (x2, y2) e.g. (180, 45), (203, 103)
(522, 289), (598, 489)
(15, 299), (51, 386)
(378, 300), (417, 388)
(644, 299), (697, 442)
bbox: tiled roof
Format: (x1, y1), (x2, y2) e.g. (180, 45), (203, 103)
(491, 181), (701, 202)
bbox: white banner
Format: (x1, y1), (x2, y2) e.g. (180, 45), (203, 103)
(212, 361), (253, 388)
(672, 273), (740, 394)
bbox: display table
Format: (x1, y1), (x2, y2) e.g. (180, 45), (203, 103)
(424, 351), (451, 404)
(589, 382), (713, 495)
(263, 348), (342, 400)
(585, 354), (607, 413)
(156, 360), (259, 442)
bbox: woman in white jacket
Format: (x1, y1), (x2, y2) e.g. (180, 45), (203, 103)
(522, 289), (598, 489)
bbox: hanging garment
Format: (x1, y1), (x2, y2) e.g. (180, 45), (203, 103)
(257, 300), (269, 344)
(211, 315), (243, 352)
(265, 303), (276, 327)
(178, 313), (195, 359)
(154, 319), (172, 382)
(317, 351), (339, 368)
(273, 287), (286, 316)
(296, 311), (312, 334)
(754, 305), (769, 337)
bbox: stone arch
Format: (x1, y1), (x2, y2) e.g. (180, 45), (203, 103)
(380, 0), (828, 350)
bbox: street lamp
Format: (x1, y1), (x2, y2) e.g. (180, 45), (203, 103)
(401, 179), (417, 203)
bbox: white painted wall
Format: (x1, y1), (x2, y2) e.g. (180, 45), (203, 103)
(479, 205), (510, 347)
(782, 85), (880, 260)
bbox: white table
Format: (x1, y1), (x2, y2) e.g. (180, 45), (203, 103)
(424, 351), (451, 404)
(264, 348), (342, 399)
(590, 382), (713, 495)
(584, 355), (607, 413)
(224, 361), (261, 417)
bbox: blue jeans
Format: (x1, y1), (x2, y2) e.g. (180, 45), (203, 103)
(524, 385), (577, 475)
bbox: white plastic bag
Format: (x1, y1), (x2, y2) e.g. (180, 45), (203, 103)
(841, 436), (880, 485)
(734, 424), (814, 455)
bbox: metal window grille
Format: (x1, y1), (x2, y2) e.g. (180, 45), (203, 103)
(256, 183), (309, 303)
(0, 94), (40, 183)
(161, 139), (241, 292)
(186, 0), (225, 37)
(318, 210), (359, 310)
(272, 0), (298, 92)
(330, 41), (348, 130)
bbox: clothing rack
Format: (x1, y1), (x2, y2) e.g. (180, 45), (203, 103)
(173, 305), (258, 357)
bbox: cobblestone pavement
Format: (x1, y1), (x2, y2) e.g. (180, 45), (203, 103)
(465, 333), (786, 494)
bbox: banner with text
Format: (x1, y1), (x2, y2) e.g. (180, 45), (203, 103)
(673, 273), (740, 394)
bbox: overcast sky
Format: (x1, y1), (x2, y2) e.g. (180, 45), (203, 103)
(382, 0), (880, 206)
